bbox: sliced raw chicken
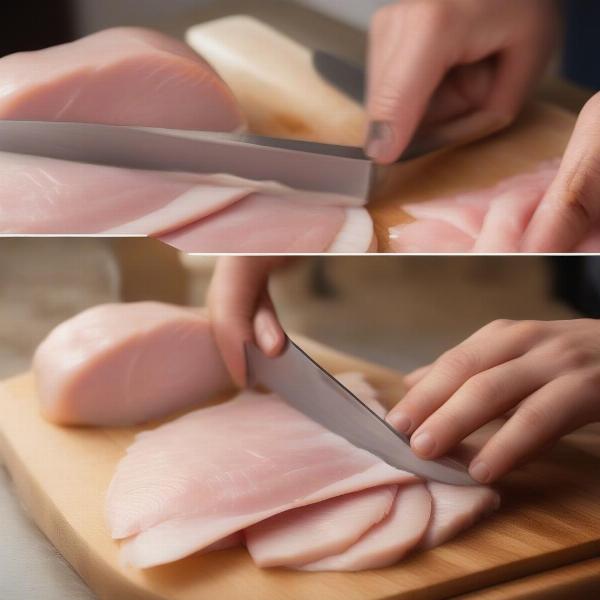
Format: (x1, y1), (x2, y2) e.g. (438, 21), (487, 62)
(0, 150), (369, 251)
(387, 160), (600, 253)
(0, 152), (253, 234)
(108, 385), (417, 568)
(334, 372), (387, 418)
(161, 194), (375, 253)
(299, 483), (431, 571)
(389, 219), (475, 253)
(34, 302), (231, 426)
(472, 190), (542, 253)
(420, 483), (500, 549)
(0, 27), (244, 131)
(246, 485), (397, 567)
(402, 194), (491, 238)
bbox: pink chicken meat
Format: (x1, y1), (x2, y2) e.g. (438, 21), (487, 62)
(389, 160), (600, 253)
(108, 384), (418, 568)
(0, 27), (244, 131)
(0, 150), (372, 252)
(0, 152), (253, 234)
(35, 303), (500, 572)
(33, 302), (232, 426)
(0, 27), (373, 251)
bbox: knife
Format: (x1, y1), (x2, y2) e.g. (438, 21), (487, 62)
(245, 338), (477, 486)
(0, 115), (451, 204)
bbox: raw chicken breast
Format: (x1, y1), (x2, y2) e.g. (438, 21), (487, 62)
(473, 189), (541, 253)
(299, 483), (431, 571)
(108, 386), (417, 568)
(0, 150), (370, 252)
(246, 486), (397, 567)
(420, 483), (500, 549)
(0, 152), (253, 234)
(334, 372), (388, 418)
(0, 27), (244, 131)
(389, 219), (475, 253)
(161, 194), (375, 254)
(34, 302), (231, 426)
(387, 160), (600, 253)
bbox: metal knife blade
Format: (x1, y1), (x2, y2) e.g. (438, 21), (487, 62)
(0, 120), (373, 201)
(245, 339), (477, 486)
(313, 49), (366, 104)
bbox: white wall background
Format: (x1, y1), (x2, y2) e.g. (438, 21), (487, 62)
(73, 0), (393, 35)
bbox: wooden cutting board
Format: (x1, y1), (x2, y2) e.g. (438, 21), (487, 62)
(2, 335), (600, 600)
(187, 16), (577, 252)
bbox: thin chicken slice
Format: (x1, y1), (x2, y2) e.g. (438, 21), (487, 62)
(0, 152), (253, 234)
(420, 483), (500, 549)
(389, 219), (475, 253)
(246, 486), (397, 567)
(299, 483), (431, 572)
(161, 194), (374, 254)
(108, 387), (417, 568)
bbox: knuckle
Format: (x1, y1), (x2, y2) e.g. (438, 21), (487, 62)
(370, 82), (403, 118)
(553, 341), (589, 368)
(510, 320), (545, 343)
(516, 403), (553, 431)
(439, 347), (478, 374)
(486, 319), (514, 332)
(463, 373), (501, 404)
(560, 166), (600, 223)
(414, 0), (456, 33)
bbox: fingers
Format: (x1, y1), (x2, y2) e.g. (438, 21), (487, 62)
(484, 40), (550, 127)
(387, 320), (545, 434)
(409, 354), (552, 459)
(365, 3), (457, 164)
(253, 292), (286, 358)
(422, 60), (495, 127)
(469, 370), (600, 483)
(404, 364), (432, 389)
(521, 93), (600, 252)
(207, 257), (285, 386)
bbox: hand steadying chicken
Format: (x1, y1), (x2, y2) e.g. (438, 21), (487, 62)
(209, 257), (600, 485)
(364, 0), (600, 252)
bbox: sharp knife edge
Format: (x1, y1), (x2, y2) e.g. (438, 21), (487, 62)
(0, 120), (373, 201)
(245, 340), (477, 487)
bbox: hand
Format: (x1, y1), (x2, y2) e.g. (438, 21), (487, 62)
(522, 93), (600, 252)
(387, 319), (600, 483)
(365, 0), (559, 164)
(207, 257), (288, 386)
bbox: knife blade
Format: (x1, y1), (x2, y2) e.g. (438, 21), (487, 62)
(0, 120), (373, 201)
(245, 338), (477, 486)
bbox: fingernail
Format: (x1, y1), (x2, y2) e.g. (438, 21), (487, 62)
(387, 412), (412, 434)
(412, 431), (436, 457)
(365, 121), (395, 162)
(258, 328), (278, 354)
(470, 461), (491, 484)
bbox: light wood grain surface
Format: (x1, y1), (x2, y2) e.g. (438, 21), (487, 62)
(2, 334), (600, 600)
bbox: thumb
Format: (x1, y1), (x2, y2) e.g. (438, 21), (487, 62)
(365, 4), (453, 164)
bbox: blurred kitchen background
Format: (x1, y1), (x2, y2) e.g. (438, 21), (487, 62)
(1, 0), (599, 91)
(0, 238), (585, 384)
